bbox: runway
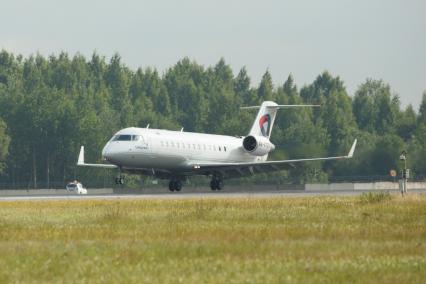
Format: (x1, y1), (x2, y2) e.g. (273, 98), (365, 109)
(1, 189), (424, 201)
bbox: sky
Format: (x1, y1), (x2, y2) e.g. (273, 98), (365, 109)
(1, 0), (425, 108)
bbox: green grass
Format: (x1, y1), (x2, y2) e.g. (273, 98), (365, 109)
(359, 191), (392, 204)
(0, 194), (425, 283)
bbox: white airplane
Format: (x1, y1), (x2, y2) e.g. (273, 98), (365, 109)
(77, 101), (357, 191)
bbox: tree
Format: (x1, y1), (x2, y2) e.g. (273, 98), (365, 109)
(234, 67), (254, 105)
(411, 93), (426, 175)
(0, 119), (10, 174)
(370, 134), (404, 175)
(106, 53), (133, 127)
(410, 123), (426, 175)
(299, 72), (357, 158)
(257, 71), (274, 102)
(163, 58), (207, 132)
(300, 71), (345, 105)
(396, 105), (417, 141)
(419, 91), (426, 124)
(0, 50), (424, 187)
(281, 74), (298, 101)
(353, 88), (376, 132)
(353, 79), (399, 134)
(281, 118), (330, 183)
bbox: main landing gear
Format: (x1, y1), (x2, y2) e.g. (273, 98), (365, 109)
(168, 179), (182, 192)
(210, 176), (223, 191)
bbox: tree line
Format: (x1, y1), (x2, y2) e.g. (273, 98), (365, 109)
(0, 50), (425, 188)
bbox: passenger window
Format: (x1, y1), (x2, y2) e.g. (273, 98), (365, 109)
(219, 146), (221, 151)
(198, 144), (201, 150)
(224, 146), (227, 152)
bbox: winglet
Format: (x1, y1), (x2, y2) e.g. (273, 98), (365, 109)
(347, 139), (357, 158)
(76, 145), (117, 168)
(78, 146), (85, 165)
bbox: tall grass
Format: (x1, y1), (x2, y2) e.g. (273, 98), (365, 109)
(0, 195), (425, 283)
(359, 191), (392, 204)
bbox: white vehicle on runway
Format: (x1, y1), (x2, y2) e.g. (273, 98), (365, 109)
(77, 101), (357, 192)
(66, 181), (87, 195)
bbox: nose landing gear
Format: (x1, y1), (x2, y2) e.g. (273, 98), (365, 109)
(115, 175), (125, 185)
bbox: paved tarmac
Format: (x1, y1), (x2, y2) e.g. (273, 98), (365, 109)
(0, 189), (424, 201)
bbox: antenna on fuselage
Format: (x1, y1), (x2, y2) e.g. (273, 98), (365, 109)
(146, 124), (150, 129)
(180, 127), (184, 132)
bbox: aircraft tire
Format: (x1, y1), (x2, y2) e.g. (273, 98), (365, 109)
(176, 181), (182, 191)
(216, 180), (223, 190)
(210, 178), (223, 191)
(115, 176), (125, 185)
(210, 180), (217, 191)
(168, 181), (175, 192)
(169, 180), (183, 192)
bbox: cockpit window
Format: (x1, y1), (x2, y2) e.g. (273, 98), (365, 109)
(113, 135), (132, 141)
(112, 135), (142, 141)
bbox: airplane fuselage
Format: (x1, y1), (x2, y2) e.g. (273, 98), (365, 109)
(102, 127), (268, 175)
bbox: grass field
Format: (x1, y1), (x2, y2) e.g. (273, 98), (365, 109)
(0, 193), (425, 283)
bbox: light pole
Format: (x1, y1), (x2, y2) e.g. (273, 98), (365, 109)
(399, 151), (408, 195)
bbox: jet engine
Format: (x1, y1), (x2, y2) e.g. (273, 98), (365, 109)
(242, 135), (275, 156)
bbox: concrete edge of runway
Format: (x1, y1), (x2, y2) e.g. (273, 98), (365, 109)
(0, 188), (424, 202)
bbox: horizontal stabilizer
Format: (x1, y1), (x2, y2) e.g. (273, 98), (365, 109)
(241, 104), (320, 110)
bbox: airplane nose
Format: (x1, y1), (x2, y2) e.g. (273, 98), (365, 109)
(102, 143), (110, 160)
(102, 143), (123, 163)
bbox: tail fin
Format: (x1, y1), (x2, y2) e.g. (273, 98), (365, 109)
(241, 101), (320, 138)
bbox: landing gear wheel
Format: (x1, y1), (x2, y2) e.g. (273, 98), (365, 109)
(216, 180), (223, 190)
(210, 180), (217, 191)
(175, 181), (182, 192)
(115, 176), (125, 185)
(169, 179), (183, 192)
(210, 177), (223, 191)
(169, 181), (175, 192)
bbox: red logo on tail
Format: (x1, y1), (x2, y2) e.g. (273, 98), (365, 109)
(259, 114), (271, 136)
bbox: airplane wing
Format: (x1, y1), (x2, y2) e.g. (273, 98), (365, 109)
(189, 139), (357, 178)
(77, 146), (118, 169)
